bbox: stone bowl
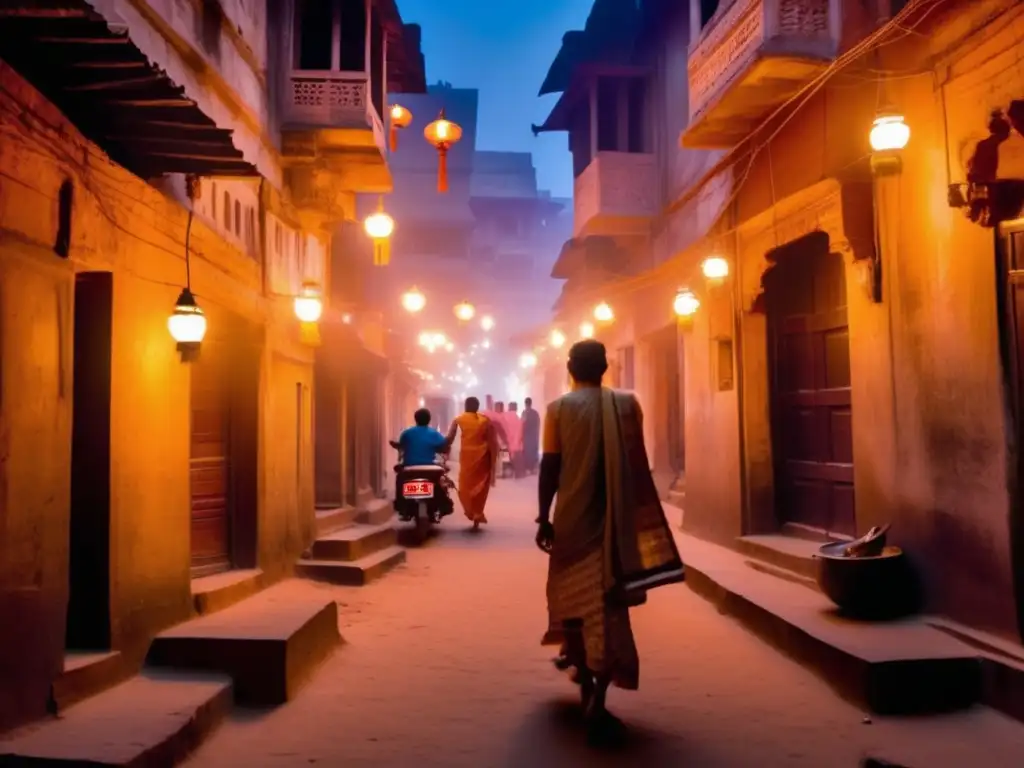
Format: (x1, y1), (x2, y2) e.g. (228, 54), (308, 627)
(815, 542), (921, 620)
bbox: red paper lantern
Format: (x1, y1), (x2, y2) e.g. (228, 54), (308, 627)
(423, 109), (463, 193)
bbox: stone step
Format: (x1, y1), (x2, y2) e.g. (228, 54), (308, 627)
(191, 568), (264, 616)
(310, 522), (397, 562)
(146, 581), (340, 707)
(735, 534), (820, 580)
(50, 651), (132, 715)
(676, 531), (983, 716)
(0, 671), (231, 767)
(295, 546), (406, 587)
(355, 498), (394, 526)
(315, 506), (358, 537)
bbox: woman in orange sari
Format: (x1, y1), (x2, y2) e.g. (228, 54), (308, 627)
(446, 396), (499, 530)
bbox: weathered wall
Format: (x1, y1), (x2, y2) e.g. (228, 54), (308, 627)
(681, 1), (1024, 638)
(0, 63), (314, 730)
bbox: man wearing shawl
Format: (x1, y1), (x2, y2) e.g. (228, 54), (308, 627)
(446, 397), (499, 529)
(535, 340), (685, 733)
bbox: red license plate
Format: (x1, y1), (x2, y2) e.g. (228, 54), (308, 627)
(403, 481), (434, 498)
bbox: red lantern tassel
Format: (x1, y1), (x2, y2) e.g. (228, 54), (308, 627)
(437, 146), (448, 193)
(389, 122), (398, 153)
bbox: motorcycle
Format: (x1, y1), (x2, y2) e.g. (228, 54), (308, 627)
(391, 444), (455, 538)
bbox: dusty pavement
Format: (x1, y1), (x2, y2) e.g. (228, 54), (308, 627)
(186, 479), (1024, 768)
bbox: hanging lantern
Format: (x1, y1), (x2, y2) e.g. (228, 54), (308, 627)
(702, 255), (729, 287)
(480, 314), (495, 331)
(388, 104), (412, 152)
(673, 289), (700, 331)
(549, 328), (566, 348)
(424, 109), (463, 193)
(294, 281), (323, 323)
(168, 287), (206, 362)
(519, 352), (538, 369)
(401, 286), (426, 313)
(363, 196), (395, 266)
(579, 321), (595, 339)
(454, 300), (475, 322)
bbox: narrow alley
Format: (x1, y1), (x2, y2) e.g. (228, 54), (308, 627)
(180, 478), (1024, 768)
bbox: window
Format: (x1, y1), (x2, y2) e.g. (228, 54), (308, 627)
(297, 0), (332, 69)
(716, 338), (734, 391)
(55, 179), (73, 258)
(596, 77), (619, 152)
(338, 0), (366, 71)
(627, 78), (648, 153)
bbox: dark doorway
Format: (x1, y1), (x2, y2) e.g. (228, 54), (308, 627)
(66, 272), (113, 650)
(997, 220), (1024, 640)
(190, 341), (232, 576)
(764, 232), (856, 537)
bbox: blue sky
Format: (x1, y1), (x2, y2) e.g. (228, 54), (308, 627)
(396, 0), (591, 199)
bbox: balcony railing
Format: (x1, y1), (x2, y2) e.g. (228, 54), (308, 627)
(573, 152), (657, 238)
(684, 0), (837, 148)
(284, 70), (385, 153)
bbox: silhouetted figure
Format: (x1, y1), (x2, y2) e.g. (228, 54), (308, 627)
(521, 397), (541, 474)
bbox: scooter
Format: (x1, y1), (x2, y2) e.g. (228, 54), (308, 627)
(391, 445), (455, 538)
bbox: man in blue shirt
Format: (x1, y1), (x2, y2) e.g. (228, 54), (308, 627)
(390, 408), (453, 515)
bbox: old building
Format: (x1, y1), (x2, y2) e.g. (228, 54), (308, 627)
(0, 0), (424, 734)
(538, 0), (1024, 644)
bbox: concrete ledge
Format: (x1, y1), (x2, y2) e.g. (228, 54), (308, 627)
(678, 532), (983, 715)
(0, 671), (231, 767)
(315, 506), (358, 536)
(146, 581), (340, 707)
(49, 651), (132, 715)
(191, 568), (264, 616)
(355, 498), (394, 526)
(736, 534), (820, 579)
(311, 522), (397, 562)
(295, 546), (406, 586)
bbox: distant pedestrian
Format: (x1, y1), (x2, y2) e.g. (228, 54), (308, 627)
(521, 397), (540, 474)
(505, 402), (525, 479)
(446, 397), (499, 530)
(535, 340), (684, 737)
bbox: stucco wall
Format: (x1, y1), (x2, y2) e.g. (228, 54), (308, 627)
(0, 64), (314, 730)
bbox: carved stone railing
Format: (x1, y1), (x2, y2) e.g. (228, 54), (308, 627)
(285, 70), (385, 152)
(573, 151), (658, 238)
(688, 0), (835, 123)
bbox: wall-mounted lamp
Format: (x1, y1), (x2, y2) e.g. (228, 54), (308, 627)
(364, 196), (395, 266)
(388, 104), (412, 152)
(579, 321), (595, 339)
(869, 112), (910, 176)
(593, 302), (614, 323)
(673, 289), (700, 330)
(294, 281), (323, 323)
(168, 287), (206, 362)
(549, 328), (566, 349)
(702, 255), (730, 287)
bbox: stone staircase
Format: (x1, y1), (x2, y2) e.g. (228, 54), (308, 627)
(295, 501), (406, 586)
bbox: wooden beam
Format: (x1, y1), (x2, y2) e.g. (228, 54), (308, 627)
(142, 150), (247, 163)
(102, 135), (241, 153)
(63, 74), (165, 92)
(33, 36), (131, 44)
(68, 61), (148, 70)
(99, 98), (195, 108)
(0, 9), (91, 18)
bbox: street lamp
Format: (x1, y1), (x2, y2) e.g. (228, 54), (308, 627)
(550, 328), (566, 348)
(520, 352), (538, 369)
(454, 300), (475, 322)
(594, 302), (614, 323)
(293, 281), (323, 323)
(702, 255), (729, 287)
(673, 289), (700, 330)
(869, 111), (910, 176)
(401, 286), (426, 313)
(579, 321), (595, 339)
(364, 196), (395, 266)
(480, 314), (495, 331)
(168, 287), (206, 362)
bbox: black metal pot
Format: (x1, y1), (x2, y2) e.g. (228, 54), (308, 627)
(815, 543), (921, 620)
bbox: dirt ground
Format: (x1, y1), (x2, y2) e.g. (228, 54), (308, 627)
(185, 478), (1024, 768)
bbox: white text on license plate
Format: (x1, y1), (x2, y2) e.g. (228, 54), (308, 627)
(403, 481), (434, 498)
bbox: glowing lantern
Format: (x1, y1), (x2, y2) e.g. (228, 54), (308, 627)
(401, 286), (426, 313)
(520, 352), (538, 369)
(673, 289), (700, 330)
(480, 314), (495, 331)
(294, 281), (323, 323)
(702, 256), (729, 287)
(550, 328), (566, 348)
(444, 341), (455, 352)
(454, 300), (475, 322)
(424, 109), (463, 193)
(579, 321), (595, 339)
(388, 104), (412, 152)
(869, 113), (910, 152)
(594, 302), (614, 323)
(168, 287), (206, 361)
(363, 196), (395, 266)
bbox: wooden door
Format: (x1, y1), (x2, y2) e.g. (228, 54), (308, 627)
(190, 347), (231, 575)
(766, 237), (855, 536)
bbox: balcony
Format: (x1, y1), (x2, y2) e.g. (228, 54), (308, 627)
(573, 151), (657, 238)
(280, 70), (392, 207)
(682, 0), (838, 149)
